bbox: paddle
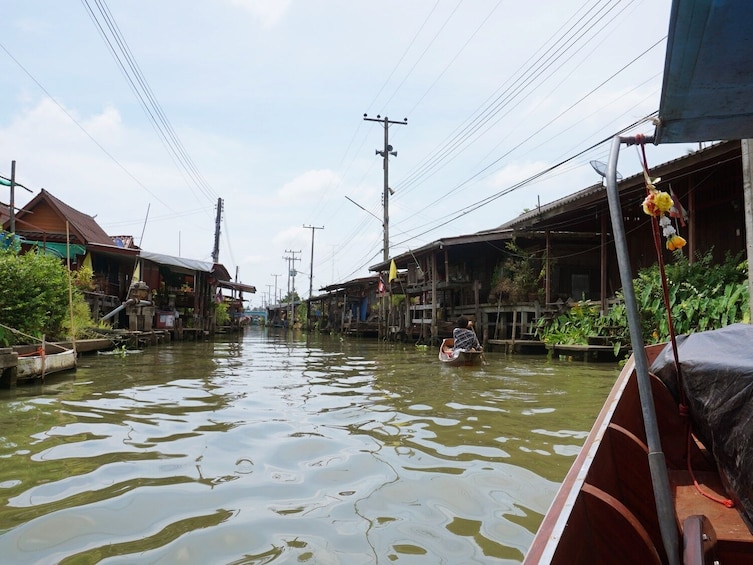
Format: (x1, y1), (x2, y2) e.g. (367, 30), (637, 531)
(470, 322), (488, 366)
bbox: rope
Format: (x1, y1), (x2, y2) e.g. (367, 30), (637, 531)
(637, 140), (734, 509)
(638, 142), (686, 405)
(685, 420), (734, 508)
(0, 323), (70, 352)
(17, 347), (45, 358)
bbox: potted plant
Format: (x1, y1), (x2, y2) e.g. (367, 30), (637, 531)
(491, 240), (544, 302)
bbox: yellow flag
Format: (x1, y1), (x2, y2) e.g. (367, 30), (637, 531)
(388, 259), (397, 282)
(82, 252), (93, 271)
(132, 260), (141, 283)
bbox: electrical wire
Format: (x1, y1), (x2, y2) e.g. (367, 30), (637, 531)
(0, 39), (173, 210)
(396, 0), (624, 198)
(81, 0), (219, 208)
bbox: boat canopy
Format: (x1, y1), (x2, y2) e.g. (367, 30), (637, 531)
(655, 0), (753, 143)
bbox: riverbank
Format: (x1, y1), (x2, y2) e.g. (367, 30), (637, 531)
(0, 325), (246, 389)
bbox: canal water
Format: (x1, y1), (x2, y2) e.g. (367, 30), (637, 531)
(0, 328), (620, 564)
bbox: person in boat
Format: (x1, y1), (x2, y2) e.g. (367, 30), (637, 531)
(452, 316), (482, 351)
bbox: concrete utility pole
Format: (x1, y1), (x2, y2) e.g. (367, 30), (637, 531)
(303, 225), (324, 330)
(283, 250), (301, 326)
(9, 160), (16, 233)
(363, 114), (407, 261)
(3, 161), (32, 234)
(211, 197), (223, 263)
(271, 274), (280, 307)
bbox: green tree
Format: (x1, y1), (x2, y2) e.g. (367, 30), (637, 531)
(281, 291), (301, 304)
(0, 246), (78, 344)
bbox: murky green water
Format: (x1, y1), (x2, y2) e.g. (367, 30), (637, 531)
(0, 328), (620, 564)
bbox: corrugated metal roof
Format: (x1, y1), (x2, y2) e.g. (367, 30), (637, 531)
(498, 140), (735, 231)
(655, 0), (753, 143)
(140, 250), (216, 274)
(140, 250), (233, 281)
(218, 280), (256, 294)
(369, 229), (515, 272)
(320, 274), (380, 292)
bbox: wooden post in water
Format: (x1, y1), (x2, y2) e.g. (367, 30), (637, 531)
(430, 253), (437, 344)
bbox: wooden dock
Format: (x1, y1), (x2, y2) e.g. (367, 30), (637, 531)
(487, 338), (547, 354)
(0, 348), (19, 389)
(547, 343), (630, 362)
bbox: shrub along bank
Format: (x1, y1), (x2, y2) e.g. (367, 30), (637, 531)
(0, 243), (94, 345)
(536, 250), (750, 351)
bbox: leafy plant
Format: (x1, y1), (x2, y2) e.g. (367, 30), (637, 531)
(62, 298), (95, 339)
(491, 240), (544, 301)
(0, 246), (81, 344)
(535, 250), (749, 348)
(536, 300), (602, 345)
(216, 302), (230, 325)
(391, 293), (406, 307)
(633, 250), (749, 342)
(296, 302), (308, 325)
(72, 265), (94, 291)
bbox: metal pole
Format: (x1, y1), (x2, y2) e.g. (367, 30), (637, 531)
(741, 139), (753, 322)
(9, 161), (16, 233)
(605, 134), (680, 565)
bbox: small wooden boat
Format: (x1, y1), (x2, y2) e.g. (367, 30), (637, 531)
(16, 346), (77, 381)
(526, 2), (753, 561)
(524, 330), (753, 564)
(438, 338), (484, 366)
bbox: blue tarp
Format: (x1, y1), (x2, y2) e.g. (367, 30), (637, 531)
(655, 0), (753, 143)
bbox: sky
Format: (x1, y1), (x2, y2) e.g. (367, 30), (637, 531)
(0, 1), (697, 308)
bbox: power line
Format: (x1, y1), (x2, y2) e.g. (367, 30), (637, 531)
(0, 39), (173, 210)
(391, 115), (656, 250)
(81, 0), (219, 207)
(395, 0), (622, 198)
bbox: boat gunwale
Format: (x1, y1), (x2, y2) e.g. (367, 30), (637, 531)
(438, 338), (483, 366)
(15, 348), (77, 380)
(525, 353), (636, 563)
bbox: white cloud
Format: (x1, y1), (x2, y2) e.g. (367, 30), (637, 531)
(227, 0), (290, 27)
(488, 161), (549, 190)
(278, 169), (340, 202)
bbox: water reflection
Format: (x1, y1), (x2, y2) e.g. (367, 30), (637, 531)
(0, 329), (618, 563)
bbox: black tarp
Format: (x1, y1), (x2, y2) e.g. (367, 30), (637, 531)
(650, 323), (753, 531)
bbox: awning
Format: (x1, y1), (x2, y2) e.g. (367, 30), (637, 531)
(655, 0), (753, 143)
(21, 239), (86, 259)
(140, 250), (215, 274)
(218, 280), (256, 294)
